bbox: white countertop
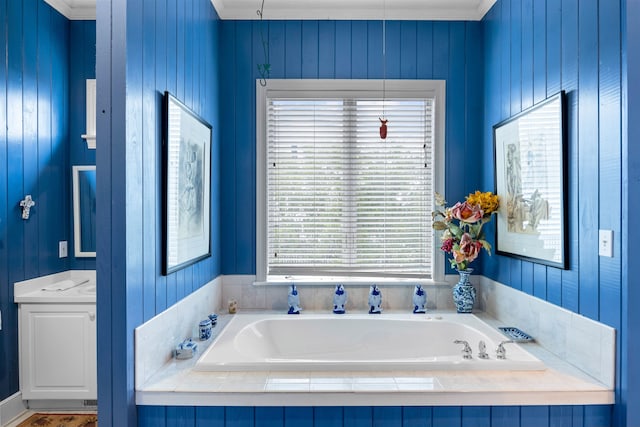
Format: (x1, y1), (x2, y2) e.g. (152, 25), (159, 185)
(14, 270), (96, 304)
(135, 312), (614, 407)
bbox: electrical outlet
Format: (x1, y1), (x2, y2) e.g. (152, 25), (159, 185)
(598, 230), (614, 258)
(59, 241), (68, 258)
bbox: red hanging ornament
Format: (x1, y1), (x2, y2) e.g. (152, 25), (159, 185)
(379, 118), (388, 139)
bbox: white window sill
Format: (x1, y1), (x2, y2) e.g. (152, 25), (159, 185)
(253, 276), (452, 287)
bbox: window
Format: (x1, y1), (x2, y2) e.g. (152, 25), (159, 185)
(257, 80), (445, 283)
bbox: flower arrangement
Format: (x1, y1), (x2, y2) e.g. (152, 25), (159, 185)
(432, 191), (500, 271)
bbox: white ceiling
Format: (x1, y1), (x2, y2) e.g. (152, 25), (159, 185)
(45, 0), (496, 21)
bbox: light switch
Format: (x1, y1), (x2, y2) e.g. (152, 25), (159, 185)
(59, 241), (68, 258)
(598, 230), (614, 258)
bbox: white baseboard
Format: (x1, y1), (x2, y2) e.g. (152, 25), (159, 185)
(0, 392), (27, 427)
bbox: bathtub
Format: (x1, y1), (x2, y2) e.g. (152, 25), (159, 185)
(194, 313), (546, 372)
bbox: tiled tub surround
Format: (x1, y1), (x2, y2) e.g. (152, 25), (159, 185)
(134, 276), (615, 406)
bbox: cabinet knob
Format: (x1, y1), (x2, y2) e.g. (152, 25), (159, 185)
(89, 312), (96, 321)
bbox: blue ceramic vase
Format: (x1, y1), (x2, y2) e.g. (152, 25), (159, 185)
(452, 268), (476, 313)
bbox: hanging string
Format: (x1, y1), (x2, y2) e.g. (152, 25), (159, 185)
(379, 0), (388, 140)
(257, 0), (270, 86)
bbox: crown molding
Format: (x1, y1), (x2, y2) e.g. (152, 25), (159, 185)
(44, 0), (96, 20)
(210, 0), (496, 21)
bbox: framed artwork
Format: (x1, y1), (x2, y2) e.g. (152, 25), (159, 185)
(162, 91), (212, 275)
(493, 91), (568, 269)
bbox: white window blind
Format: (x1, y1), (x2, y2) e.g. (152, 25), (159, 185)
(265, 93), (436, 279)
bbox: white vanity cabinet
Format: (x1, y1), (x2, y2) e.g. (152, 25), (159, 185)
(19, 303), (97, 400)
(14, 271), (97, 402)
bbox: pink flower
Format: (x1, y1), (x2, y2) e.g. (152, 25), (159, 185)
(441, 238), (454, 253)
(450, 201), (483, 223)
(453, 233), (483, 264)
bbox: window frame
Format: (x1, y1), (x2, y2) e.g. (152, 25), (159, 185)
(256, 79), (446, 284)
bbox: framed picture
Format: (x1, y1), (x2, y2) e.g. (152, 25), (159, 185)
(162, 91), (212, 275)
(493, 91), (568, 269)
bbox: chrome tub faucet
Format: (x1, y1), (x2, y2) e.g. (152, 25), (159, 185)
(454, 340), (473, 359)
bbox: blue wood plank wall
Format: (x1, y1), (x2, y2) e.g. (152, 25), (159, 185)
(623, 0), (640, 425)
(0, 0), (72, 402)
(95, 0), (221, 425)
(219, 20), (484, 274)
(69, 20), (96, 270)
(482, 0), (625, 424)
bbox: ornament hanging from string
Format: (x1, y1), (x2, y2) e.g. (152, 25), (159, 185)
(379, 0), (388, 140)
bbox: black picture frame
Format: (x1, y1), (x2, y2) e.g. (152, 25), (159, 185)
(162, 91), (212, 275)
(493, 91), (568, 269)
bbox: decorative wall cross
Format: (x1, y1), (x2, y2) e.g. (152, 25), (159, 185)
(19, 195), (35, 219)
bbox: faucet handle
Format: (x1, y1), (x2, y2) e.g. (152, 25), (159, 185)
(453, 340), (472, 359)
(496, 340), (514, 359)
(478, 340), (489, 359)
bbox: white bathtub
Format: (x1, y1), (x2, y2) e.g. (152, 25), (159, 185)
(195, 313), (545, 372)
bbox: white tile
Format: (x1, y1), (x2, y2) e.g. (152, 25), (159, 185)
(309, 382), (353, 391)
(266, 383), (311, 391)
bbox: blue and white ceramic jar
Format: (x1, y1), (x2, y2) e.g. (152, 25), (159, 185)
(199, 318), (212, 340)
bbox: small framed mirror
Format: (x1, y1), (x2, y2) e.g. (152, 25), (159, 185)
(73, 165), (96, 257)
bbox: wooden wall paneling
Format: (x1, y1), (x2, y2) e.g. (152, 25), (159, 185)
(577, 0), (600, 320)
(402, 406), (432, 427)
(385, 21), (401, 79)
(284, 407), (313, 427)
(7, 0), (25, 288)
(313, 407), (343, 427)
(510, 0), (522, 116)
(546, 0), (562, 97)
(227, 407), (255, 427)
(138, 406), (167, 427)
(461, 407), (490, 427)
(318, 21), (335, 78)
(432, 407), (461, 427)
(0, 0), (8, 398)
(166, 406), (196, 427)
(416, 21), (433, 79)
(351, 20), (367, 79)
(490, 406), (520, 427)
(142, 0), (157, 322)
(302, 21), (319, 79)
(400, 21), (417, 79)
(598, 0), (623, 329)
(521, 0), (533, 110)
(285, 21), (302, 78)
(235, 20), (255, 274)
(499, 0), (510, 121)
(154, 0), (168, 313)
(268, 21), (286, 79)
(343, 407), (372, 427)
(220, 21), (237, 274)
(373, 407), (402, 427)
(560, 0), (579, 312)
(37, 2), (53, 272)
(125, 0), (144, 333)
(367, 21), (382, 79)
(447, 22), (466, 201)
(195, 407), (225, 427)
(521, 406), (549, 427)
(255, 407), (285, 427)
(334, 21), (352, 78)
(532, 0), (546, 104)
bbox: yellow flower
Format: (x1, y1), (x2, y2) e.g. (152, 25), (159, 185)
(466, 191), (500, 215)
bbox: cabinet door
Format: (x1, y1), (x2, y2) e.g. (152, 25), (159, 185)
(20, 304), (97, 400)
